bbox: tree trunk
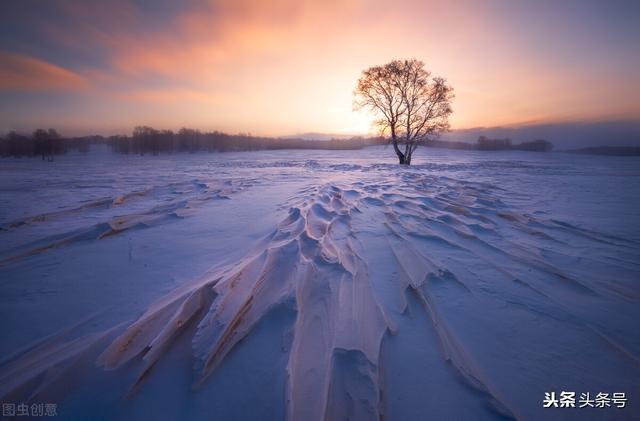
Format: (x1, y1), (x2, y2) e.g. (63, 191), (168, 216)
(391, 135), (406, 165)
(398, 148), (412, 165)
(404, 144), (418, 165)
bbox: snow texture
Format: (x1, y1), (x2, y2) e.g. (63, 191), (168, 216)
(1, 146), (639, 420)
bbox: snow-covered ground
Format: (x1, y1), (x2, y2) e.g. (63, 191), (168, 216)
(1, 146), (639, 420)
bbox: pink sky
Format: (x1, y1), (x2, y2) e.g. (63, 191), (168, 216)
(0, 0), (638, 136)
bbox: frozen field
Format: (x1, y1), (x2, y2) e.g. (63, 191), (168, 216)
(1, 146), (639, 420)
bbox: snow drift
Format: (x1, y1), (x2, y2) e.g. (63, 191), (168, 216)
(1, 148), (638, 420)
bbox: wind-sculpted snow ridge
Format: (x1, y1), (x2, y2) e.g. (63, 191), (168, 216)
(1, 160), (639, 420)
(358, 172), (639, 419)
(95, 183), (390, 420)
(0, 178), (247, 265)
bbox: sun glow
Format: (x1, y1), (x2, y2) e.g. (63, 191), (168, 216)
(0, 0), (638, 136)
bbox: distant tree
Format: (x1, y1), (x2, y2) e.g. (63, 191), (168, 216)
(47, 129), (63, 157)
(2, 131), (31, 157)
(354, 59), (454, 165)
(477, 136), (512, 150)
(515, 139), (553, 152)
(33, 129), (48, 160)
(177, 128), (200, 152)
(32, 128), (62, 161)
(132, 126), (159, 155)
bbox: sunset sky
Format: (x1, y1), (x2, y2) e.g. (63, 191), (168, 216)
(0, 0), (639, 136)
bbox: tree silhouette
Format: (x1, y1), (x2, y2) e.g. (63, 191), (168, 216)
(32, 128), (62, 161)
(354, 59), (454, 165)
(477, 136), (511, 150)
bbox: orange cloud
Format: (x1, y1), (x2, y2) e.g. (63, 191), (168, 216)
(0, 52), (89, 92)
(1, 0), (637, 135)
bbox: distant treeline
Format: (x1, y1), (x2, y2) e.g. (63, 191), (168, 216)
(0, 129), (97, 159)
(2, 128), (567, 158)
(109, 126), (386, 155)
(427, 136), (553, 152)
(0, 127), (387, 158)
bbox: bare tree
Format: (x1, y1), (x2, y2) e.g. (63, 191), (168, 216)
(33, 128), (61, 161)
(354, 59), (454, 165)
